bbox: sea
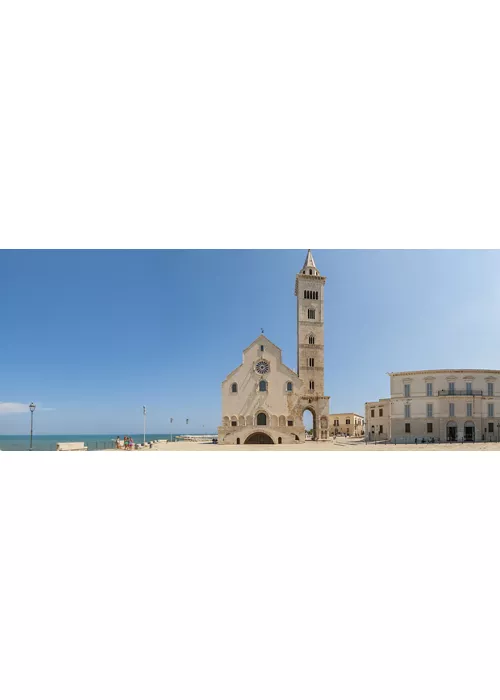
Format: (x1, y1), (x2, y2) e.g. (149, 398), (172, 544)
(0, 433), (214, 451)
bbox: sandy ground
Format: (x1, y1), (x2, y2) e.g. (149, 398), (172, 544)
(118, 438), (500, 451)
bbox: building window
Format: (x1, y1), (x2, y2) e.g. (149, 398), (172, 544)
(488, 422), (494, 433)
(308, 309), (316, 320)
(379, 409), (383, 417)
(256, 412), (267, 426)
(287, 420), (293, 427)
(405, 423), (411, 433)
(286, 382), (293, 392)
(404, 384), (410, 397)
(231, 420), (237, 427)
(427, 404), (433, 417)
(379, 425), (383, 433)
(236, 438), (240, 444)
(426, 382), (433, 397)
(467, 402), (472, 417)
(466, 382), (472, 395)
(260, 345), (264, 351)
(404, 404), (410, 418)
(231, 382), (238, 393)
(346, 419), (350, 425)
(308, 335), (315, 345)
(427, 423), (433, 433)
(308, 358), (314, 367)
(309, 381), (315, 390)
(449, 403), (455, 417)
(448, 382), (455, 395)
(259, 380), (267, 392)
(488, 382), (494, 396)
(309, 270), (312, 275)
(488, 403), (494, 417)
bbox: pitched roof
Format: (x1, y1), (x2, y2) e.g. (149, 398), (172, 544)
(302, 249), (317, 270)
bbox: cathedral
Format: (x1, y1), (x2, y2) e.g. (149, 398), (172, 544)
(218, 250), (330, 445)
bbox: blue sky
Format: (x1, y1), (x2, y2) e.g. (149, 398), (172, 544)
(2, 249), (500, 435)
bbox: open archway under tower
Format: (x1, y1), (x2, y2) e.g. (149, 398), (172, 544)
(302, 407), (317, 440)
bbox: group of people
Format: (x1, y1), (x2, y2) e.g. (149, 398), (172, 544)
(115, 435), (135, 450)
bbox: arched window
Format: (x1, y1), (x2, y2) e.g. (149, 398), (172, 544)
(257, 412), (267, 426)
(309, 270), (312, 275)
(308, 335), (315, 345)
(231, 382), (238, 393)
(259, 380), (267, 392)
(278, 437), (282, 444)
(308, 309), (315, 320)
(286, 381), (293, 392)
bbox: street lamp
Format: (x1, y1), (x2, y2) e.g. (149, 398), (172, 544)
(143, 405), (147, 446)
(29, 402), (36, 451)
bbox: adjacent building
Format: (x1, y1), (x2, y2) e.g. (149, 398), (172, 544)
(329, 412), (365, 437)
(218, 251), (331, 445)
(365, 399), (390, 440)
(366, 370), (500, 442)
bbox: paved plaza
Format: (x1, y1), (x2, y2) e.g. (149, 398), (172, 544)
(138, 437), (500, 452)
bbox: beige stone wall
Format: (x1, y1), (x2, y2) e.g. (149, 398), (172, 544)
(329, 413), (364, 437)
(389, 369), (500, 441)
(219, 335), (306, 445)
(365, 399), (390, 440)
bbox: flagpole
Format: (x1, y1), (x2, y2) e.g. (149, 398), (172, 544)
(143, 405), (146, 445)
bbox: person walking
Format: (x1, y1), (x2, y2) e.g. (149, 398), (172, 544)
(115, 436), (121, 450)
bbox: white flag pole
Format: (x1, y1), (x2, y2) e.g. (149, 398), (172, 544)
(143, 405), (146, 445)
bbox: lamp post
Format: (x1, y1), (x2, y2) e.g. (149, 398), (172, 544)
(29, 402), (36, 451)
(143, 405), (146, 446)
(170, 417), (173, 442)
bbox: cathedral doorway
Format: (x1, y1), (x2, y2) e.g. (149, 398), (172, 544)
(244, 432), (274, 445)
(303, 407), (316, 440)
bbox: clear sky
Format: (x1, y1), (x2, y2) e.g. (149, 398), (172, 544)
(2, 249), (500, 435)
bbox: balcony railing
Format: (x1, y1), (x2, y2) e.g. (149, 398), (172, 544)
(437, 389), (483, 396)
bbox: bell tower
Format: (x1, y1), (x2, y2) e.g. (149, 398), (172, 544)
(294, 250), (330, 440)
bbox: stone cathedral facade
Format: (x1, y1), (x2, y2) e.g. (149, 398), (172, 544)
(218, 250), (330, 445)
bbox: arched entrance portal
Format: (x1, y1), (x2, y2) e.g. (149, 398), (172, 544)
(464, 421), (475, 442)
(244, 432), (274, 445)
(303, 407), (317, 440)
(447, 421), (457, 442)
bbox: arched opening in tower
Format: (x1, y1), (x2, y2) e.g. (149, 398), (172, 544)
(303, 407), (316, 440)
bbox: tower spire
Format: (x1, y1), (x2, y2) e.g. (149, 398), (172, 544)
(303, 249), (317, 270)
